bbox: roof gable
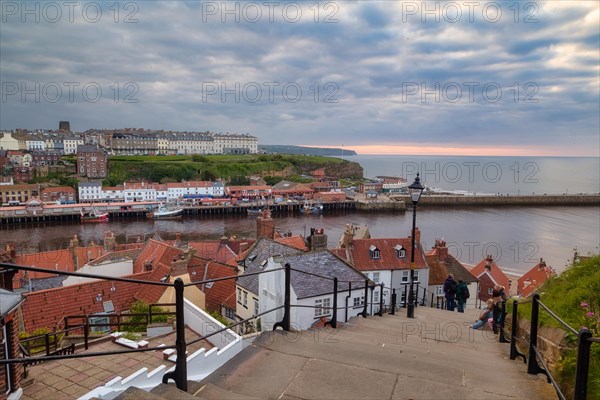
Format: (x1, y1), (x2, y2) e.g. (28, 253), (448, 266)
(346, 238), (427, 271)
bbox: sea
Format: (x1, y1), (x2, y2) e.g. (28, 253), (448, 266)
(2, 155), (599, 277)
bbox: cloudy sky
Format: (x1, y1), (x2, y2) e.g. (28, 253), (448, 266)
(1, 1), (598, 156)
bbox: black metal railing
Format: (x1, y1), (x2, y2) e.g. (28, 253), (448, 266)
(0, 262), (287, 393)
(507, 294), (597, 400)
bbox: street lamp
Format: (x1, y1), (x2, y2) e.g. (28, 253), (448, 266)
(407, 173), (424, 318)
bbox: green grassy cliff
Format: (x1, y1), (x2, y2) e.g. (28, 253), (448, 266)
(104, 154), (363, 185)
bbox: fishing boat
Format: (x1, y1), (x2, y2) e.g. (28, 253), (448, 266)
(80, 207), (109, 223)
(147, 203), (183, 219)
(301, 201), (323, 215)
(247, 207), (263, 216)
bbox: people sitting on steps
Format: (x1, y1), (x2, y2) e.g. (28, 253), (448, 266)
(470, 299), (495, 329)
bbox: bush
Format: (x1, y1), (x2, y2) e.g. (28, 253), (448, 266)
(121, 300), (170, 332)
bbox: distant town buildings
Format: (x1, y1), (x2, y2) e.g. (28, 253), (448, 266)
(77, 145), (107, 179)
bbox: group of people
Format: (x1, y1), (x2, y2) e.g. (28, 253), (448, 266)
(442, 274), (470, 312)
(442, 274), (508, 330)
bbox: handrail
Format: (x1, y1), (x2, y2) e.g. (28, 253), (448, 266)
(1, 262), (173, 287)
(537, 299), (579, 335)
(510, 293), (597, 400)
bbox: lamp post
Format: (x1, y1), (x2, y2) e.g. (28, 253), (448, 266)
(407, 173), (424, 318)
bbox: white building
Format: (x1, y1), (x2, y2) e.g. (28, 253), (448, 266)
(166, 181), (224, 201)
(25, 135), (46, 151)
(64, 136), (85, 154)
(0, 132), (20, 150)
(333, 234), (430, 308)
(78, 181), (102, 201)
(213, 133), (258, 154)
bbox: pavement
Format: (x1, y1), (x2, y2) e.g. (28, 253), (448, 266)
(22, 307), (557, 400)
(199, 306), (557, 400)
(21, 327), (213, 400)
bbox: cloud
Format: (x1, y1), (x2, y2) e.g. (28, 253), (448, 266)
(0, 0), (598, 156)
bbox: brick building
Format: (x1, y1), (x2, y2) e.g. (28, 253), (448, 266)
(40, 186), (77, 203)
(0, 184), (40, 205)
(77, 145), (107, 179)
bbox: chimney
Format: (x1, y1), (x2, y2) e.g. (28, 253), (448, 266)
(485, 255), (493, 271)
(539, 258), (546, 269)
(340, 224), (354, 249)
(257, 210), (275, 239)
(175, 233), (182, 247)
(435, 239), (448, 262)
(414, 227), (421, 245)
(309, 228), (328, 252)
(5, 243), (16, 259)
(170, 254), (188, 276)
(103, 231), (116, 251)
(220, 235), (228, 245)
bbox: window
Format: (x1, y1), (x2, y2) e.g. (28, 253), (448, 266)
(374, 290), (380, 302)
(437, 286), (444, 296)
(401, 270), (410, 283)
(395, 244), (406, 258)
(237, 288), (242, 303)
(253, 298), (259, 316)
(315, 298), (331, 317)
(243, 291), (248, 307)
(412, 270), (419, 283)
(372, 272), (380, 283)
(487, 287), (494, 295)
(353, 296), (365, 307)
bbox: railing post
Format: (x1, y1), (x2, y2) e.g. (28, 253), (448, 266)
(378, 283), (384, 316)
(509, 300), (526, 363)
(84, 321), (89, 351)
(149, 304), (153, 324)
(361, 279), (368, 318)
(325, 278), (338, 328)
(273, 263), (291, 331)
(64, 317), (69, 337)
(414, 283), (419, 308)
(162, 278), (187, 392)
(421, 287), (426, 306)
(527, 294), (548, 380)
(574, 328), (592, 400)
(430, 293), (434, 308)
(45, 334), (50, 356)
(390, 289), (396, 315)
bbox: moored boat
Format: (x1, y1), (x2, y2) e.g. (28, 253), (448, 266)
(80, 208), (109, 223)
(148, 203), (183, 219)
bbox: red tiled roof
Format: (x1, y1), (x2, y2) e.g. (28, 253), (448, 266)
(187, 241), (237, 264)
(14, 249), (75, 289)
(189, 258), (238, 313)
(21, 270), (153, 332)
(275, 236), (309, 251)
(74, 246), (105, 268)
(134, 263), (171, 304)
(344, 238), (427, 271)
(470, 257), (510, 289)
(133, 240), (185, 274)
(517, 260), (556, 298)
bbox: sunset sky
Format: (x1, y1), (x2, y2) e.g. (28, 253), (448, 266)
(1, 1), (598, 157)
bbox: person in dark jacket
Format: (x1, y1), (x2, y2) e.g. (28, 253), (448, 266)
(443, 274), (457, 311)
(454, 279), (468, 313)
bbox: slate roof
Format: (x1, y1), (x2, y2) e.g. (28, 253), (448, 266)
(279, 251), (367, 299)
(237, 237), (304, 294)
(28, 276), (68, 292)
(0, 289), (24, 318)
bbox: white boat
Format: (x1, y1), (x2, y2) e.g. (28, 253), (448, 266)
(301, 201), (323, 214)
(148, 203), (183, 219)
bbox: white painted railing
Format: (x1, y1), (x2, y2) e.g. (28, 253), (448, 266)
(79, 299), (243, 400)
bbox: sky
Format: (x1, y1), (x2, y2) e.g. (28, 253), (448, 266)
(0, 1), (598, 156)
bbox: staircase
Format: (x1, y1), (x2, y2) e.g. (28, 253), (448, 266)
(114, 307), (557, 400)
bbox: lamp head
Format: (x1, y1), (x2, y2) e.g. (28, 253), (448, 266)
(408, 173), (425, 204)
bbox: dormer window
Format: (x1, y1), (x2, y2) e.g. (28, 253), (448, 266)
(395, 244), (406, 258)
(369, 245), (380, 259)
